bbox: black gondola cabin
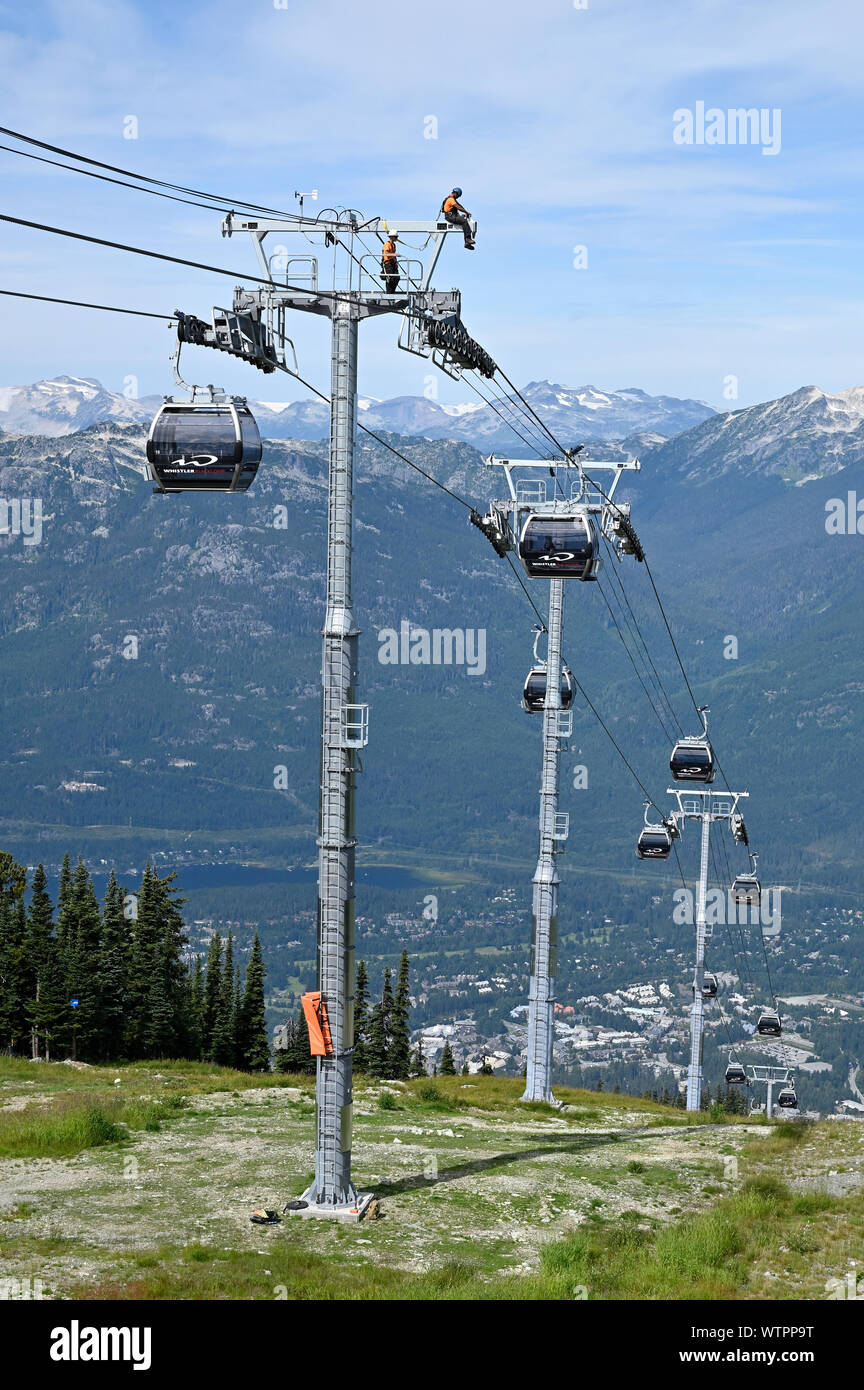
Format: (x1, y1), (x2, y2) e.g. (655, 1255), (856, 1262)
(522, 664), (574, 713)
(669, 736), (715, 783)
(636, 827), (672, 859)
(757, 1010), (782, 1037)
(518, 511), (599, 580)
(146, 399), (262, 493)
(732, 873), (761, 905)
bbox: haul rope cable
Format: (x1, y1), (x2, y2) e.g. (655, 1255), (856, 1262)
(0, 125), (309, 222)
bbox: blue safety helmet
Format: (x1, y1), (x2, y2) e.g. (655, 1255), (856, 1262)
(452, 187), (462, 197)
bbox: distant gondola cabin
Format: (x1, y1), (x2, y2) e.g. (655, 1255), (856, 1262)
(522, 664), (574, 713)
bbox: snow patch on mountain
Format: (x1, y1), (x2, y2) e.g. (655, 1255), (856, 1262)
(0, 375), (716, 448)
(645, 383), (864, 484)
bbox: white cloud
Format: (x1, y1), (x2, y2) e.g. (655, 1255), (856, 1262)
(1, 0), (863, 404)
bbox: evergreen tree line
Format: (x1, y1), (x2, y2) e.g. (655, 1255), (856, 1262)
(636, 1082), (751, 1114)
(0, 851), (269, 1069)
(277, 950), (417, 1080)
(275, 949), (497, 1081)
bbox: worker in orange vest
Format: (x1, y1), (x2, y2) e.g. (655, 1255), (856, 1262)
(441, 187), (475, 248)
(380, 232), (400, 292)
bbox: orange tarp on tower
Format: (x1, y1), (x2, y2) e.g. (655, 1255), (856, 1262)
(301, 991), (333, 1057)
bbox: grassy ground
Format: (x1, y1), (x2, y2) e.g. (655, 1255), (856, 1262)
(1, 1061), (862, 1301)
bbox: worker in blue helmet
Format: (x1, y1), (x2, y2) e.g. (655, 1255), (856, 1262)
(441, 187), (475, 248)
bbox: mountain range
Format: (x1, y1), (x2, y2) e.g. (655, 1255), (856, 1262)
(0, 375), (715, 448)
(0, 387), (861, 887)
(5, 375), (864, 489)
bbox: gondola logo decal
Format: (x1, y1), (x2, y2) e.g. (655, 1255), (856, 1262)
(169, 454), (221, 470)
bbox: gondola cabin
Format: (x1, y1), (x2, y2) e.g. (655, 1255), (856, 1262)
(702, 974), (718, 999)
(725, 1063), (747, 1085)
(669, 736), (715, 783)
(518, 510), (599, 580)
(757, 1010), (782, 1037)
(636, 826), (672, 859)
(146, 399), (262, 493)
(522, 664), (574, 713)
(731, 873), (761, 905)
(777, 1086), (798, 1110)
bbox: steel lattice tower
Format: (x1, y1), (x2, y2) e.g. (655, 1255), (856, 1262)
(523, 578), (565, 1103)
(219, 208), (471, 1214)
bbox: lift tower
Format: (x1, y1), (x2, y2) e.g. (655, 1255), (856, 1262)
(481, 452), (642, 1104)
(746, 1065), (795, 1119)
(666, 785), (749, 1111)
(524, 577), (566, 1103)
(221, 206), (475, 1214)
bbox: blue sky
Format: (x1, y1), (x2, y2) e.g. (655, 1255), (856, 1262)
(1, 0), (863, 409)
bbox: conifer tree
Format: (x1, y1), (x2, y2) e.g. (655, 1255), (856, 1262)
(0, 851), (27, 903)
(353, 958), (369, 1072)
(24, 865), (64, 1060)
(125, 865), (158, 1058)
(0, 853), (28, 1055)
(238, 933), (270, 1071)
(366, 967), (393, 1079)
(99, 872), (130, 1061)
(126, 866), (189, 1060)
(273, 1020), (296, 1073)
(460, 1060), (470, 1076)
(186, 955), (205, 1062)
(65, 859), (105, 1059)
(202, 932), (223, 1059)
(11, 897), (29, 1047)
(54, 855), (73, 964)
(231, 959), (243, 1062)
(283, 1005), (315, 1074)
(390, 950), (412, 1081)
(411, 1035), (426, 1078)
(0, 899), (23, 1052)
(440, 1039), (457, 1076)
(146, 937), (179, 1058)
(211, 932), (237, 1066)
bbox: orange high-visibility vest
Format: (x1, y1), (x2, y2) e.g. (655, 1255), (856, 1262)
(443, 195), (459, 214)
(382, 238), (397, 261)
(301, 991), (333, 1056)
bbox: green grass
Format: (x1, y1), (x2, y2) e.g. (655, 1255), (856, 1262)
(71, 1174), (864, 1302)
(4, 1060), (857, 1302)
(0, 1056), (323, 1158)
(0, 1055), (316, 1098)
(398, 1074), (689, 1121)
(0, 1097), (125, 1158)
(0, 1092), (192, 1158)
